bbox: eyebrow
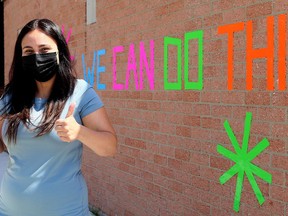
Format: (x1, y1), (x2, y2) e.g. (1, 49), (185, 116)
(22, 44), (52, 50)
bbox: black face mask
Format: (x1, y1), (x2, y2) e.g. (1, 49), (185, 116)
(22, 52), (59, 82)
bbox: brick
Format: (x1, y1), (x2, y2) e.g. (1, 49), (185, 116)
(205, 65), (224, 78)
(165, 199), (185, 215)
(201, 117), (223, 130)
(190, 200), (211, 215)
(250, 121), (271, 136)
(270, 185), (288, 202)
(191, 176), (210, 191)
(222, 92), (246, 104)
(213, 0), (234, 12)
(155, 1), (184, 17)
(180, 160), (199, 176)
(184, 0), (210, 7)
(141, 170), (154, 182)
(167, 91), (183, 101)
(159, 123), (175, 134)
(182, 91), (200, 102)
(125, 138), (147, 149)
(258, 107), (286, 122)
(115, 154), (136, 166)
(271, 92), (288, 106)
(200, 166), (222, 180)
(167, 179), (185, 193)
(269, 169), (285, 186)
(192, 3), (211, 17)
(160, 101), (176, 112)
(205, 39), (223, 52)
(153, 112), (168, 123)
(176, 125), (192, 137)
(231, 106), (258, 119)
(199, 191), (221, 206)
(176, 102), (194, 114)
(140, 150), (154, 163)
(127, 184), (141, 195)
(167, 113), (183, 124)
(153, 133), (168, 145)
(271, 123), (288, 138)
(183, 115), (201, 127)
(159, 145), (175, 157)
(184, 185), (201, 198)
(118, 162), (130, 172)
(258, 198), (286, 216)
(168, 158), (182, 170)
(210, 207), (229, 216)
(204, 78), (227, 91)
(203, 13), (223, 27)
(192, 104), (211, 115)
(191, 127), (211, 141)
(268, 138), (286, 153)
(245, 92), (271, 105)
(145, 182), (161, 195)
(201, 92), (221, 103)
(175, 148), (190, 161)
(204, 51), (227, 64)
(223, 7), (246, 24)
(174, 170), (191, 185)
(247, 2), (273, 19)
(210, 155), (232, 170)
(232, 0), (259, 7)
(182, 207), (200, 216)
(183, 18), (203, 32)
(211, 105), (232, 118)
(274, 0), (288, 12)
(154, 154), (167, 165)
(272, 154), (288, 170)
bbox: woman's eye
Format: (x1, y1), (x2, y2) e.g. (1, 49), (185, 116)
(40, 48), (50, 53)
(24, 50), (34, 55)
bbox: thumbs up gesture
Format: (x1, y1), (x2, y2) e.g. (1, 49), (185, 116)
(55, 102), (81, 142)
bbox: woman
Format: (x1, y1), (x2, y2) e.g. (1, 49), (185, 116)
(0, 142), (8, 183)
(0, 19), (117, 216)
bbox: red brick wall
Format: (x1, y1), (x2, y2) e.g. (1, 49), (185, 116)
(4, 0), (288, 215)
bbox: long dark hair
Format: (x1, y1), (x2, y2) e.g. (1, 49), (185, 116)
(0, 19), (76, 143)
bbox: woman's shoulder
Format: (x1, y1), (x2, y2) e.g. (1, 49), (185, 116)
(71, 79), (96, 100)
(75, 79), (93, 91)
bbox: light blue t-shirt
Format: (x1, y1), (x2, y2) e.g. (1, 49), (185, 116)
(0, 79), (103, 216)
(0, 152), (8, 183)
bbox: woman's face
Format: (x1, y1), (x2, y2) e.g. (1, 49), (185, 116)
(21, 29), (58, 56)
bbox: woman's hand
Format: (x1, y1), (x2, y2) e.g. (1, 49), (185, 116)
(55, 103), (80, 142)
(55, 102), (117, 156)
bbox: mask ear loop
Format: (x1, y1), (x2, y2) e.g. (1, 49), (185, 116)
(56, 51), (60, 64)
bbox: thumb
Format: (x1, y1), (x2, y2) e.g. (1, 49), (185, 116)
(66, 102), (76, 118)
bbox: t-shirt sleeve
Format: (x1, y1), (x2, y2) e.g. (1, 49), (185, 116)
(78, 86), (104, 119)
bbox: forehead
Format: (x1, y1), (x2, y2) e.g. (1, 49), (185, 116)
(21, 29), (57, 48)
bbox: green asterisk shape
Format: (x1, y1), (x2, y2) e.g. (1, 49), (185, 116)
(217, 112), (272, 212)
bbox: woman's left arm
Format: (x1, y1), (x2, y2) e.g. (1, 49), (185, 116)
(78, 107), (117, 156)
(55, 104), (117, 157)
